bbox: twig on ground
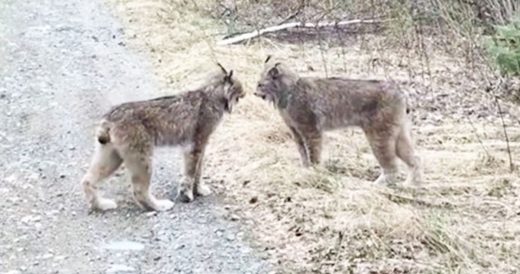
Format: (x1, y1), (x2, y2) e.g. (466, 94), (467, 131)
(379, 190), (457, 209)
(279, 1), (305, 25)
(494, 92), (515, 172)
(217, 19), (382, 46)
(467, 116), (491, 158)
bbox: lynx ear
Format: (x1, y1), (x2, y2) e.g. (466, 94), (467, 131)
(268, 63), (281, 78)
(224, 70), (233, 83)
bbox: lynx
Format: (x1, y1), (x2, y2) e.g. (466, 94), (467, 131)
(80, 64), (245, 211)
(255, 57), (421, 186)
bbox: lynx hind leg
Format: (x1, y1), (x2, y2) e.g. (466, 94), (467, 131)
(123, 150), (174, 211)
(80, 143), (122, 211)
(365, 127), (399, 186)
(396, 122), (422, 185)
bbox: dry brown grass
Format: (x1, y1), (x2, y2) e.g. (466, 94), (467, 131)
(106, 0), (520, 273)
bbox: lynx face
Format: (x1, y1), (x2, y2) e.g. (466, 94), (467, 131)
(255, 64), (279, 103)
(217, 64), (245, 113)
(223, 75), (245, 113)
(255, 59), (297, 106)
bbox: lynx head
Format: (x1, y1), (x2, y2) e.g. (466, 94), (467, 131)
(215, 63), (245, 113)
(255, 56), (298, 107)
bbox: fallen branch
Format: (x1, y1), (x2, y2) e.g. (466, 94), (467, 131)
(379, 191), (458, 209)
(217, 19), (381, 46)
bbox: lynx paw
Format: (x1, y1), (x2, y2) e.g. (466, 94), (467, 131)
(177, 188), (194, 203)
(373, 173), (397, 186)
(404, 172), (422, 186)
(94, 198), (118, 211)
(195, 183), (212, 196)
(153, 199), (175, 211)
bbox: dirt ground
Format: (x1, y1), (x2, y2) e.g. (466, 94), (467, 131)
(101, 0), (520, 273)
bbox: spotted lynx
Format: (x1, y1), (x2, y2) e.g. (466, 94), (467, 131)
(80, 64), (245, 211)
(255, 57), (422, 186)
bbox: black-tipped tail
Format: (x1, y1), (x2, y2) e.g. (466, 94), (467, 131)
(96, 121), (111, 145)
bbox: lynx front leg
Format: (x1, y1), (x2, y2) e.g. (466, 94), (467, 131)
(193, 144), (211, 197)
(301, 127), (322, 166)
(289, 126), (310, 167)
(178, 143), (206, 203)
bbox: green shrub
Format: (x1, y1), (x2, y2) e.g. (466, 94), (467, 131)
(484, 15), (520, 76)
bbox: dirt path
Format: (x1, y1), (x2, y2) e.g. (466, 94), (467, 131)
(0, 0), (269, 273)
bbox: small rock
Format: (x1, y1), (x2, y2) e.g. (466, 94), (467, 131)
(229, 214), (240, 221)
(226, 234), (235, 241)
(101, 240), (144, 251)
(106, 264), (135, 273)
(59, 174), (66, 179)
(42, 253), (53, 259)
(145, 211), (157, 217)
(54, 255), (67, 261)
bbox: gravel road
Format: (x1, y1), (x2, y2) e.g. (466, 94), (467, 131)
(0, 0), (269, 273)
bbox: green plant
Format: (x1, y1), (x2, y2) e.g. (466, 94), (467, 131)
(484, 15), (520, 76)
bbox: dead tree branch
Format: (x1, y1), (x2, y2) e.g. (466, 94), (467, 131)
(217, 19), (382, 46)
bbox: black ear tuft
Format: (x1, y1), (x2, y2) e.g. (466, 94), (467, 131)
(224, 70), (234, 83)
(217, 62), (227, 75)
(264, 55), (272, 63)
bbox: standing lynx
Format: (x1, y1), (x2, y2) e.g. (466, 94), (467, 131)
(80, 64), (245, 211)
(255, 57), (422, 186)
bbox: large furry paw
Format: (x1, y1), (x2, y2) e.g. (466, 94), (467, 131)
(195, 183), (212, 197)
(404, 172), (422, 186)
(177, 188), (194, 203)
(177, 177), (194, 203)
(93, 198), (118, 211)
(300, 157), (311, 167)
(153, 199), (175, 211)
(373, 173), (397, 186)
